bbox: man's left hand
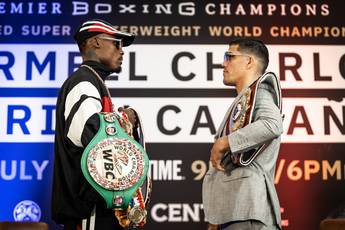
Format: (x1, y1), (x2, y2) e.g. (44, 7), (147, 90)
(118, 107), (138, 128)
(210, 136), (230, 171)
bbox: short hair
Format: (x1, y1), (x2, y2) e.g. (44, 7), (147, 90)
(229, 38), (269, 74)
(77, 41), (87, 53)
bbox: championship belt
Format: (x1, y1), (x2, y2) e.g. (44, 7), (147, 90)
(81, 111), (151, 228)
(228, 72), (282, 166)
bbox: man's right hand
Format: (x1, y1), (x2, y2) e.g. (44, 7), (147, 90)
(210, 136), (230, 171)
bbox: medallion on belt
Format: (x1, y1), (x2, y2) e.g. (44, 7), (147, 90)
(128, 206), (147, 224)
(105, 124), (117, 135)
(103, 112), (117, 123)
(231, 89), (252, 132)
(87, 137), (145, 190)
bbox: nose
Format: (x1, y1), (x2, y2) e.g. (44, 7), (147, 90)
(222, 60), (227, 67)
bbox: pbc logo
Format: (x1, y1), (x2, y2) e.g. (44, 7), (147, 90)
(13, 200), (41, 222)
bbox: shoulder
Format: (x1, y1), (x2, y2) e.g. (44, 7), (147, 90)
(255, 72), (281, 107)
(257, 82), (275, 97)
(67, 68), (99, 87)
(61, 68), (101, 91)
(58, 68), (102, 101)
(257, 72), (280, 91)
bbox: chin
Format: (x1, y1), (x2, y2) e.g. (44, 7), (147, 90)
(223, 78), (230, 85)
(223, 80), (234, 86)
(113, 66), (122, 73)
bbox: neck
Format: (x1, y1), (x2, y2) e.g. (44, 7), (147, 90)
(81, 60), (113, 81)
(83, 50), (99, 62)
(236, 72), (261, 93)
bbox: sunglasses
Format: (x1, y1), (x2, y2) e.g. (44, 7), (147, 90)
(98, 36), (123, 49)
(224, 52), (250, 62)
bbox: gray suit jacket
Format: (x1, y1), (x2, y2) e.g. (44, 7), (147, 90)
(202, 73), (283, 228)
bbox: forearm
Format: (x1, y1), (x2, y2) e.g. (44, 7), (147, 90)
(228, 118), (282, 154)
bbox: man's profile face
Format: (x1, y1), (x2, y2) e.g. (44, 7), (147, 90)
(222, 44), (249, 86)
(96, 35), (124, 73)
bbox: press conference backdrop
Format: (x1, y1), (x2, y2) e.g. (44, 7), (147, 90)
(0, 1), (344, 229)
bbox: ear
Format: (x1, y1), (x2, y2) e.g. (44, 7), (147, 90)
(246, 56), (255, 70)
(87, 37), (101, 48)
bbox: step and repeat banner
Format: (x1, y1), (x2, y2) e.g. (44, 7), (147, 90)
(0, 1), (344, 230)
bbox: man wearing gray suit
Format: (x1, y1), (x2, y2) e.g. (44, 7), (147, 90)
(202, 38), (283, 230)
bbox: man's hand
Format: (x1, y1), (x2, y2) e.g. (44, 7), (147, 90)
(207, 223), (219, 230)
(210, 136), (230, 171)
(118, 107), (138, 128)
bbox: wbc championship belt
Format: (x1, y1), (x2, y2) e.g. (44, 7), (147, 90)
(81, 111), (151, 228)
(228, 72), (282, 166)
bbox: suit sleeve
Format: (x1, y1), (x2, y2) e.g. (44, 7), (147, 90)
(228, 82), (283, 154)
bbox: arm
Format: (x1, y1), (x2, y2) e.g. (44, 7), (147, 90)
(63, 80), (103, 148)
(62, 80), (105, 203)
(228, 82), (283, 154)
(210, 82), (283, 170)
